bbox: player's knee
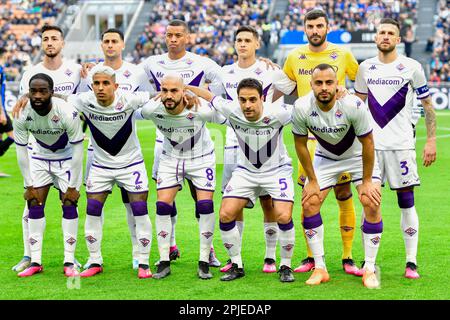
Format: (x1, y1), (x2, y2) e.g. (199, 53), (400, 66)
(219, 207), (235, 223)
(277, 212), (293, 225)
(28, 204), (45, 219)
(156, 201), (173, 216)
(302, 196), (321, 214)
(196, 200), (214, 215)
(397, 190), (414, 209)
(62, 204), (78, 219)
(87, 199), (103, 217)
(130, 201), (148, 216)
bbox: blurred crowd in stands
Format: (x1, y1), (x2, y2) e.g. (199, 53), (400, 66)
(428, 0), (450, 83)
(0, 0), (67, 81)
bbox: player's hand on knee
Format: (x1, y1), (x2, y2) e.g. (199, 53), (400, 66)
(62, 187), (80, 205)
(24, 187), (41, 206)
(358, 181), (381, 207)
(302, 180), (321, 207)
(12, 94), (29, 118)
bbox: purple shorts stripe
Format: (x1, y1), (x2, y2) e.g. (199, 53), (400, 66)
(31, 156), (72, 162)
(224, 146), (239, 150)
(390, 183), (420, 191)
(15, 142), (28, 147)
(86, 190), (112, 194)
(123, 190), (149, 194)
(92, 160), (144, 170)
(34, 183), (54, 189)
(156, 184), (182, 191)
(271, 198), (294, 204)
(156, 139), (163, 143)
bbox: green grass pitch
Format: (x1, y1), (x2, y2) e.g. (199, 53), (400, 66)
(0, 111), (449, 300)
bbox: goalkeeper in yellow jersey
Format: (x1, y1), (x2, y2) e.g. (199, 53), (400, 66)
(280, 9), (361, 275)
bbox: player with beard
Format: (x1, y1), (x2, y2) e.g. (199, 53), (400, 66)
(281, 10), (361, 275)
(12, 25), (83, 273)
(13, 73), (84, 277)
(292, 64), (383, 289)
(354, 18), (436, 279)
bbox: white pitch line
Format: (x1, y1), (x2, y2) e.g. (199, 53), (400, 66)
(417, 134), (450, 140)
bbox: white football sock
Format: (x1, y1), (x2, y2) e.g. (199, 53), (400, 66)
(264, 222), (278, 261)
(28, 217), (45, 265)
(278, 224), (294, 268)
(84, 215), (103, 265)
(62, 216), (78, 264)
(155, 214), (171, 262)
(134, 215), (152, 266)
(124, 203), (139, 260)
(363, 232), (382, 273)
(199, 213), (215, 262)
(305, 224), (326, 270)
(22, 204), (30, 257)
(401, 206), (419, 265)
(220, 224), (242, 268)
(170, 214), (177, 247)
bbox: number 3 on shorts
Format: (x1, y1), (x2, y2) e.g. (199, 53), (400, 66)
(400, 161), (409, 176)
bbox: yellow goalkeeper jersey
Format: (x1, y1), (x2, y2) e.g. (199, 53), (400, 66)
(283, 42), (359, 97)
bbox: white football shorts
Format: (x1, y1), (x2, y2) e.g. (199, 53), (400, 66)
(376, 149), (420, 190)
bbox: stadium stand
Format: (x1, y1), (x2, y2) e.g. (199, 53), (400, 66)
(0, 0), (68, 81)
(430, 0), (450, 82)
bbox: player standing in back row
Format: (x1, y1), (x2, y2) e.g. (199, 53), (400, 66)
(354, 18), (437, 279)
(139, 20), (225, 267)
(281, 9), (360, 275)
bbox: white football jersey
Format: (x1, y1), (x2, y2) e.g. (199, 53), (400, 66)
(139, 51), (225, 142)
(211, 96), (292, 172)
(19, 59), (82, 96)
(79, 61), (155, 95)
(14, 97), (84, 160)
(354, 55), (429, 150)
(221, 60), (291, 148)
(68, 91), (150, 169)
(139, 99), (226, 160)
(292, 93), (372, 161)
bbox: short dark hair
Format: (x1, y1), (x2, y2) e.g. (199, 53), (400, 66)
(41, 25), (64, 38)
(101, 28), (124, 41)
(312, 63), (337, 75)
(237, 78), (263, 97)
(168, 19), (189, 33)
(379, 18), (400, 31)
(304, 9), (329, 25)
(235, 25), (259, 40)
(29, 73), (54, 91)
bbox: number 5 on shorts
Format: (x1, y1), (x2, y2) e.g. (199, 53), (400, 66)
(279, 178), (287, 191)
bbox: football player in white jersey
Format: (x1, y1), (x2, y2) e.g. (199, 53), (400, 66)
(137, 74), (226, 280)
(13, 73), (84, 277)
(185, 78), (296, 283)
(12, 25), (83, 273)
(79, 28), (155, 271)
(354, 18), (437, 279)
(219, 25), (296, 274)
(139, 19), (225, 267)
(69, 66), (153, 279)
(292, 64), (383, 289)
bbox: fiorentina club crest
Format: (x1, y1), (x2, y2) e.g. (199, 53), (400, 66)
(85, 235), (97, 244)
(262, 116), (271, 124)
(335, 110), (343, 118)
(282, 244), (294, 251)
(123, 70), (131, 78)
(139, 238), (151, 247)
(157, 178), (162, 185)
(228, 69), (235, 74)
(29, 238), (38, 245)
(371, 236), (381, 245)
(356, 100), (362, 108)
(51, 115), (60, 123)
(158, 231), (169, 238)
(254, 67), (263, 76)
(65, 69), (73, 77)
(396, 63), (406, 71)
(202, 232), (213, 239)
(115, 102), (124, 111)
(66, 237), (77, 245)
(225, 184), (233, 193)
(186, 58), (194, 65)
(330, 52), (338, 60)
(305, 229), (317, 239)
(266, 228), (276, 236)
(224, 243), (234, 249)
(404, 227), (417, 237)
(186, 113), (195, 120)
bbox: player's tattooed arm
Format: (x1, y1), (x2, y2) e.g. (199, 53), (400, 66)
(421, 96), (437, 167)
